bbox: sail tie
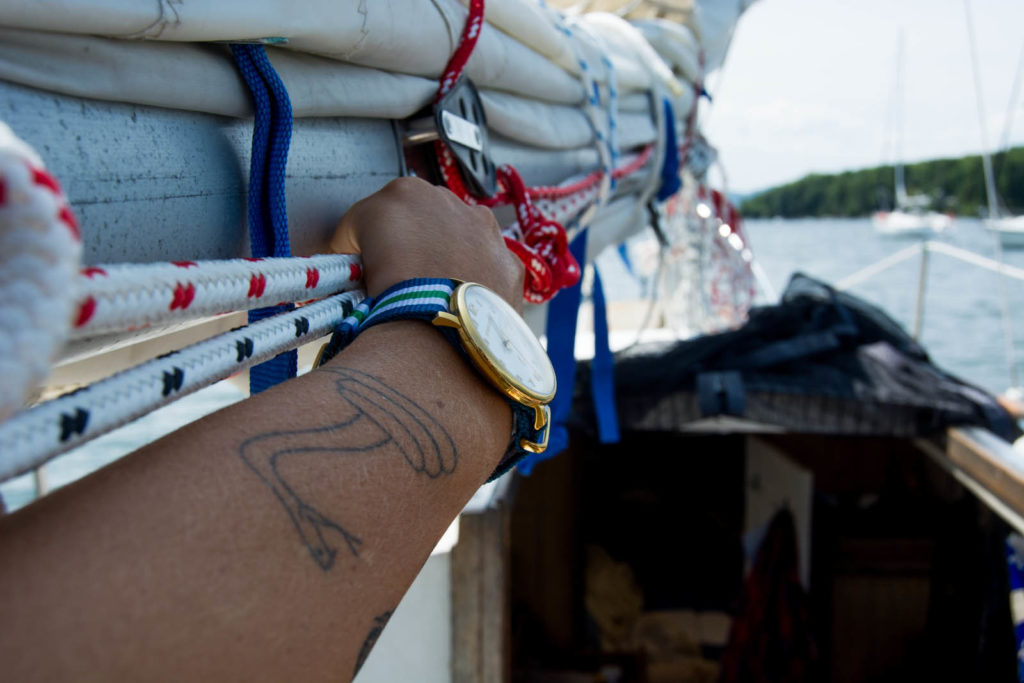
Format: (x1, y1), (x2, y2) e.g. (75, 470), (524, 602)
(431, 0), (582, 304)
(231, 44), (298, 394)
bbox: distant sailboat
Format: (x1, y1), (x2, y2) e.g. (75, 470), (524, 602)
(985, 214), (1024, 247)
(873, 34), (952, 237)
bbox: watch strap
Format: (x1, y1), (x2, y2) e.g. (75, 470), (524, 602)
(316, 277), (549, 479)
(488, 402), (550, 482)
(317, 278), (456, 366)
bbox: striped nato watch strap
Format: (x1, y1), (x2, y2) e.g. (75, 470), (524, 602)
(315, 277), (544, 480)
(316, 278), (456, 366)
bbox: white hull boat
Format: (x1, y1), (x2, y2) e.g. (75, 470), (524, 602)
(872, 209), (952, 237)
(984, 215), (1024, 248)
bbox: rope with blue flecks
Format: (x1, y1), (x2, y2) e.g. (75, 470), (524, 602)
(0, 289), (363, 483)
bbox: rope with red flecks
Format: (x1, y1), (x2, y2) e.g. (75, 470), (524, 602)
(0, 121), (82, 422)
(69, 254), (363, 338)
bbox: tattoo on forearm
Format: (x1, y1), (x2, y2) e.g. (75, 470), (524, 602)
(352, 609), (393, 679)
(238, 366), (457, 570)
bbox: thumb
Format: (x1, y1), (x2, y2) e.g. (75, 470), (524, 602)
(329, 211), (361, 255)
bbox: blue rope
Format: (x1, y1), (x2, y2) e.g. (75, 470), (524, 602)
(231, 46), (271, 255)
(231, 44), (297, 393)
(247, 46), (293, 257)
(589, 266), (620, 444)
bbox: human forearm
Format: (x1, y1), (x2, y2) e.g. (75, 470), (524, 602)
(0, 321), (509, 681)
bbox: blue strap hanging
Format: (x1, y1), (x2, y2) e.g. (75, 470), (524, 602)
(656, 98), (681, 202)
(518, 230), (589, 475)
(616, 243), (635, 278)
(589, 266), (620, 443)
(231, 44), (297, 394)
(518, 230), (620, 474)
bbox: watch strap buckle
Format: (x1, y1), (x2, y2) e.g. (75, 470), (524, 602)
(520, 404), (551, 454)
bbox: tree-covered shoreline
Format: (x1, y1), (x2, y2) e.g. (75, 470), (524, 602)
(740, 147), (1024, 219)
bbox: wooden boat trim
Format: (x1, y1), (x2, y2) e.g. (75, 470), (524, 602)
(917, 427), (1024, 534)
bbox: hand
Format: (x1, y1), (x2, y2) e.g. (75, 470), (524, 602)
(330, 177), (525, 311)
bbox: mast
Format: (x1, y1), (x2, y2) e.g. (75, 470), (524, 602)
(963, 0), (1000, 219)
(894, 33), (908, 207)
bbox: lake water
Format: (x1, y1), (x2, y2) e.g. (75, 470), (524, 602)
(4, 217), (1021, 511)
(743, 217), (1024, 398)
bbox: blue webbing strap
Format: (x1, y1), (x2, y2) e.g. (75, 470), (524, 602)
(590, 266), (620, 443)
(231, 44), (297, 394)
(616, 243), (634, 278)
(518, 231), (588, 475)
(313, 278), (543, 482)
(316, 279), (457, 366)
(656, 98), (682, 201)
(697, 370), (746, 417)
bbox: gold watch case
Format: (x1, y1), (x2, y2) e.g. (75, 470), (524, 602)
(432, 282), (556, 443)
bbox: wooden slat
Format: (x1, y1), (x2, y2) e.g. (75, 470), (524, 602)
(451, 478), (515, 683)
(945, 428), (1024, 516)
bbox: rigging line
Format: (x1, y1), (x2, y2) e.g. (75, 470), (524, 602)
(626, 243), (665, 350)
(998, 39), (1024, 155)
(963, 0), (1019, 388)
(962, 0), (1000, 218)
(879, 35), (900, 173)
(834, 242), (923, 291)
(894, 31), (906, 202)
(924, 241), (1024, 283)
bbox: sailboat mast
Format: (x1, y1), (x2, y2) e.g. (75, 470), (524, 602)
(963, 0), (1000, 218)
(894, 33), (908, 206)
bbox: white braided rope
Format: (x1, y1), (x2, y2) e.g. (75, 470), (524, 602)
(0, 121), (81, 423)
(0, 290), (363, 483)
(72, 254), (363, 337)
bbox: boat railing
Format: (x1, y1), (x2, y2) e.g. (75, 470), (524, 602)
(835, 239), (1022, 387)
(837, 239), (1024, 533)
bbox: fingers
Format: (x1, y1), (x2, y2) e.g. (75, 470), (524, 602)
(330, 177), (431, 255)
(328, 176), (524, 305)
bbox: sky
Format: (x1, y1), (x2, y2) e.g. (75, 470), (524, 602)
(703, 0), (1024, 193)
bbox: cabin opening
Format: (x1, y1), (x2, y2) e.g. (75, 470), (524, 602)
(508, 429), (1016, 682)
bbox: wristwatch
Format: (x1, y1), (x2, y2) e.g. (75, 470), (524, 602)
(315, 277), (556, 479)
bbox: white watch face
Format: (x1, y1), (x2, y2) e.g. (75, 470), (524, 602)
(458, 284), (556, 403)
